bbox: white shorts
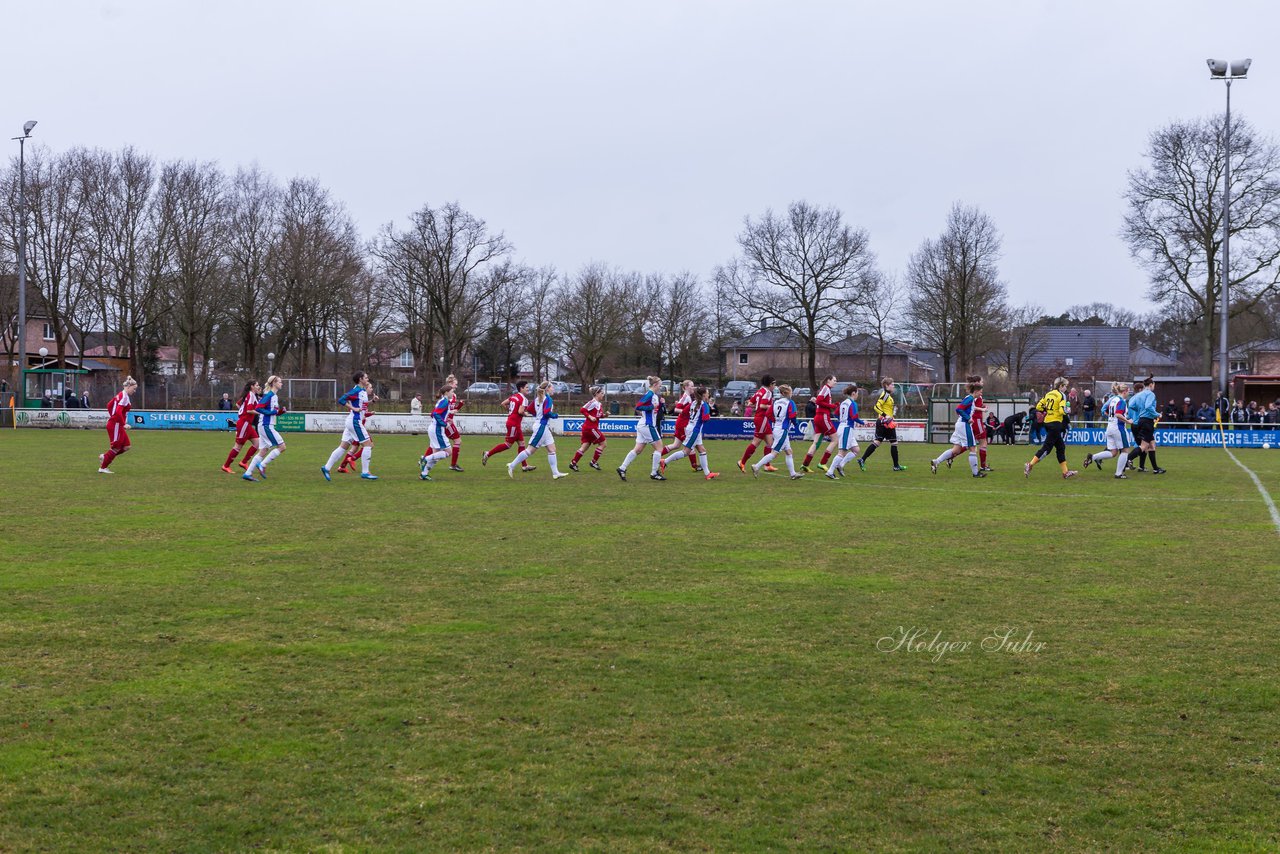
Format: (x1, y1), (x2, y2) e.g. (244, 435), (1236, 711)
(341, 417), (369, 445)
(770, 431), (791, 453)
(429, 422), (451, 452)
(1105, 424), (1129, 452)
(949, 420), (976, 448)
(838, 424), (860, 452)
(529, 421), (555, 449)
(636, 422), (661, 444)
(261, 424), (284, 447)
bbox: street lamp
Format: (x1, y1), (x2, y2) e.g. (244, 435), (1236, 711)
(12, 120), (36, 406)
(267, 352), (276, 375)
(1207, 58), (1251, 400)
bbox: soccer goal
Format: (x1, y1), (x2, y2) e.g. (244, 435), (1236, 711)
(286, 378), (338, 410)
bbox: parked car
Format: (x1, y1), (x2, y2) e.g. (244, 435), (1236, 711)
(567, 383), (582, 394)
(621, 379), (648, 395)
(604, 383), (625, 396)
(464, 382), (502, 396)
(793, 387), (812, 398)
(721, 380), (756, 400)
(548, 380), (571, 395)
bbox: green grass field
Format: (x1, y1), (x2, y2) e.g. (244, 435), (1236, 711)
(2, 429), (1278, 852)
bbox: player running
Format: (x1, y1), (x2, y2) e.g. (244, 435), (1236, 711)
(858, 377), (906, 471)
(322, 372), (377, 481)
(738, 375), (777, 473)
(98, 375), (138, 474)
(570, 386), (608, 472)
(660, 385), (719, 480)
(1024, 376), (1077, 480)
(1083, 382), (1133, 479)
(483, 380), (536, 471)
(243, 375), (287, 481)
(419, 378), (457, 480)
(825, 384), (866, 479)
(801, 375), (839, 473)
(662, 379), (702, 472)
(931, 376), (984, 478)
(973, 380), (993, 472)
(507, 380), (568, 479)
(222, 379), (261, 473)
(617, 376), (666, 482)
(752, 384), (803, 479)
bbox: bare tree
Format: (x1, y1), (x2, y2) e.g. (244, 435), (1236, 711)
(225, 165), (281, 372)
(989, 303), (1046, 388)
(554, 263), (633, 388)
(648, 272), (709, 383)
(381, 202), (512, 378)
(77, 147), (165, 383)
(720, 201), (875, 389)
(1123, 114), (1280, 374)
(157, 160), (228, 385)
(0, 146), (90, 367)
(905, 203), (1009, 381)
(523, 264), (560, 381)
(1065, 302), (1138, 328)
(852, 270), (903, 381)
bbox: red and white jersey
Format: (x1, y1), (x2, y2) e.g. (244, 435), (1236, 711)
(107, 390), (132, 424)
(580, 398), (602, 423)
(813, 384), (837, 423)
(750, 386), (774, 422)
(505, 392), (528, 426)
(970, 393), (986, 429)
(236, 391), (258, 421)
(673, 392), (692, 429)
(446, 391), (461, 425)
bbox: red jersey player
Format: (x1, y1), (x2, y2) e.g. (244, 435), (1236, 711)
(445, 373), (465, 471)
(483, 380), (535, 471)
(738, 375), (778, 473)
(222, 379), (262, 472)
(570, 385), (608, 471)
(801, 375), (839, 472)
(972, 381), (992, 472)
(98, 375), (138, 473)
(662, 380), (702, 471)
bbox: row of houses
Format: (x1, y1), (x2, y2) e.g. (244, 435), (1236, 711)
(722, 326), (1280, 386)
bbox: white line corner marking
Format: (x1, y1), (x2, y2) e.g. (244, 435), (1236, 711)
(1225, 448), (1280, 536)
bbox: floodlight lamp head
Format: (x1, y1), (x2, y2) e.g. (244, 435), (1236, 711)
(1207, 59), (1228, 77)
(1230, 59), (1252, 77)
(22, 120), (36, 135)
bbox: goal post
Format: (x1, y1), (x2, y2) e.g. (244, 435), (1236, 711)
(285, 378), (338, 410)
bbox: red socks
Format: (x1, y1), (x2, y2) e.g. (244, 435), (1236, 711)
(224, 447), (239, 467)
(102, 449), (117, 467)
(739, 442), (758, 466)
(820, 450), (832, 465)
(979, 448), (987, 467)
(487, 441), (511, 457)
(451, 445), (460, 466)
(803, 452), (814, 467)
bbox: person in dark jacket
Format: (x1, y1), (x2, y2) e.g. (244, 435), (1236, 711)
(1081, 389), (1096, 426)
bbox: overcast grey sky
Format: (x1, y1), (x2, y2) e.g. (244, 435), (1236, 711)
(11, 1), (1280, 314)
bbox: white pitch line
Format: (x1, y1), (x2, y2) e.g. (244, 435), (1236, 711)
(1223, 448), (1280, 536)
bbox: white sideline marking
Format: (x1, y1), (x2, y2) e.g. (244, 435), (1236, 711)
(1223, 449), (1280, 536)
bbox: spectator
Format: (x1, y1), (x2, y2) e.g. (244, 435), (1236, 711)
(218, 393), (232, 411)
(1179, 397), (1195, 427)
(1195, 401), (1215, 423)
(80, 390), (90, 408)
(1081, 389), (1096, 426)
(730, 399), (741, 417)
(1248, 401), (1264, 429)
(1232, 400), (1249, 429)
(1068, 386), (1079, 412)
(744, 399), (756, 419)
(1215, 391), (1231, 424)
(804, 397), (817, 419)
(41, 391), (53, 408)
(985, 412), (1000, 438)
(1161, 399), (1179, 424)
(410, 393), (423, 416)
(1001, 411), (1026, 445)
(1263, 401), (1279, 425)
(708, 399), (719, 417)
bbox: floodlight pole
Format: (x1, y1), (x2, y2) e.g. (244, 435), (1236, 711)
(12, 126), (33, 406)
(1221, 77), (1233, 401)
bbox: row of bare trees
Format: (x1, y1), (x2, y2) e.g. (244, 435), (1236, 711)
(7, 110), (1280, 397)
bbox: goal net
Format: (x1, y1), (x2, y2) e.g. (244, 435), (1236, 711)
(286, 378), (339, 410)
